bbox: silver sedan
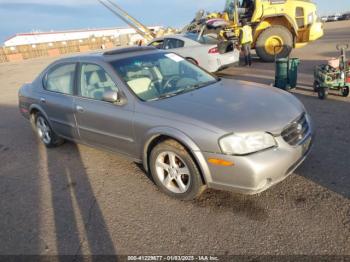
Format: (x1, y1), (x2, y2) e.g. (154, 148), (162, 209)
(18, 46), (313, 200)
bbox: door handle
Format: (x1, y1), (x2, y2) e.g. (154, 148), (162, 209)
(40, 98), (46, 103)
(76, 105), (85, 113)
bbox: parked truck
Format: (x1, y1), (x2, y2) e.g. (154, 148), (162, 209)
(185, 0), (324, 62)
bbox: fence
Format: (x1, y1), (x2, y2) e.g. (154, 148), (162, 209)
(0, 34), (131, 63)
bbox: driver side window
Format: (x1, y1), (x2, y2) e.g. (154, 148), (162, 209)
(79, 64), (118, 101)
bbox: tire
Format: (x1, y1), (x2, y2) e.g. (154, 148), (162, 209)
(313, 81), (320, 92)
(32, 112), (64, 148)
(341, 86), (349, 97)
(255, 25), (293, 62)
(318, 87), (328, 100)
(149, 139), (206, 200)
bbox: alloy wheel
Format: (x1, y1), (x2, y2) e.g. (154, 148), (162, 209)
(36, 116), (51, 144)
(155, 151), (191, 194)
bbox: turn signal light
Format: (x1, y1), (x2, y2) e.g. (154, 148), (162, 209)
(208, 158), (234, 167)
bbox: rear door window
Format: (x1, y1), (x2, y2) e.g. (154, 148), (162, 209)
(45, 63), (76, 95)
(164, 38), (185, 49)
(184, 33), (218, 45)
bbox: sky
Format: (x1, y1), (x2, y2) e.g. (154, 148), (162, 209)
(0, 0), (347, 44)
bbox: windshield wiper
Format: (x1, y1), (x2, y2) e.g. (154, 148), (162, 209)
(185, 80), (218, 91)
(152, 80), (218, 101)
(157, 92), (181, 99)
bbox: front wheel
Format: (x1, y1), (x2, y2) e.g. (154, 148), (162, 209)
(149, 139), (205, 200)
(255, 25), (293, 62)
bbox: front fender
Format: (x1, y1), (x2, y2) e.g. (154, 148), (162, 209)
(254, 15), (298, 48)
(141, 126), (213, 184)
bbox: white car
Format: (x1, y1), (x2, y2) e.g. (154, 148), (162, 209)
(148, 33), (240, 72)
(327, 15), (340, 22)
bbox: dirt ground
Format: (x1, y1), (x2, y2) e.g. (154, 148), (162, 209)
(0, 21), (349, 257)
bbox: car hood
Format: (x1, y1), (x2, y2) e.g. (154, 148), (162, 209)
(142, 79), (305, 134)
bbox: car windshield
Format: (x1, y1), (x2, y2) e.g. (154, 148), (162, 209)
(184, 33), (219, 45)
(110, 52), (218, 101)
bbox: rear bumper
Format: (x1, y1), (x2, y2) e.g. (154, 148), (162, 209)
(217, 61), (239, 71)
(207, 49), (240, 72)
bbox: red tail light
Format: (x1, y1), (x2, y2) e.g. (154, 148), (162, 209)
(208, 47), (219, 54)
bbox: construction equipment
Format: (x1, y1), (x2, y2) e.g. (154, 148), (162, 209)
(98, 0), (156, 42)
(184, 0), (324, 62)
(314, 44), (350, 100)
(98, 0), (175, 43)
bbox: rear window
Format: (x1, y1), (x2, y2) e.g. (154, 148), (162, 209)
(184, 33), (218, 45)
(45, 63), (76, 95)
(164, 38), (185, 49)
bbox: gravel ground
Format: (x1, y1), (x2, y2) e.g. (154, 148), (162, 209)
(0, 21), (349, 256)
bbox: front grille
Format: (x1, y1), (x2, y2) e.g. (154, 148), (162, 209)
(282, 113), (309, 146)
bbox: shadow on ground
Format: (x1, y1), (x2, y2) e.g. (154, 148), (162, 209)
(47, 142), (116, 256)
(0, 104), (117, 256)
(194, 189), (269, 221)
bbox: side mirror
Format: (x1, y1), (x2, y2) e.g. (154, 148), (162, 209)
(102, 90), (120, 103)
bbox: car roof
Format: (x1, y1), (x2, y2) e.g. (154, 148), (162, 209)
(55, 46), (162, 64)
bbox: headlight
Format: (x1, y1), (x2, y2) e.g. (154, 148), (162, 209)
(219, 132), (276, 155)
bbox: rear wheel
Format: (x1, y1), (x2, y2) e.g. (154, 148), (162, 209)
(256, 25), (293, 62)
(313, 81), (321, 92)
(32, 112), (64, 148)
(341, 86), (349, 97)
(149, 139), (205, 200)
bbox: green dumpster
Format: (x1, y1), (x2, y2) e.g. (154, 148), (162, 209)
(274, 58), (300, 90)
(275, 58), (289, 90)
(288, 58), (300, 88)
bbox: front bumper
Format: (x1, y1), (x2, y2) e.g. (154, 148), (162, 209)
(202, 132), (313, 195)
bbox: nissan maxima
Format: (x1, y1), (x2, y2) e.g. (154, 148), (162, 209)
(18, 46), (313, 200)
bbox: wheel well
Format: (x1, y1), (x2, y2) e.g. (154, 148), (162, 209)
(30, 108), (39, 116)
(185, 57), (198, 65)
(254, 16), (297, 47)
(29, 108), (39, 123)
(146, 135), (206, 184)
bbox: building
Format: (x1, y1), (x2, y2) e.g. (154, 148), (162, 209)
(4, 26), (162, 47)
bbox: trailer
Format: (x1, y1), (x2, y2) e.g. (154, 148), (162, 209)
(313, 44), (350, 100)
